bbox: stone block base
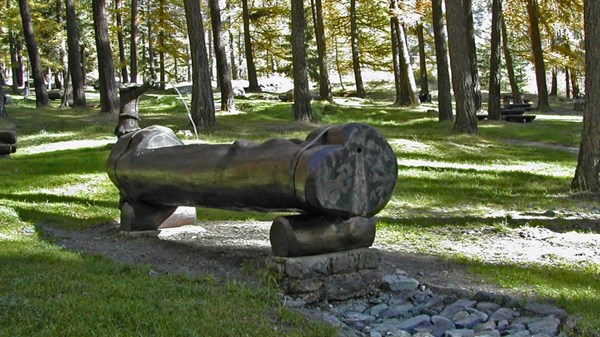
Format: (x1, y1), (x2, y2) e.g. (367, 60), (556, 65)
(266, 248), (383, 303)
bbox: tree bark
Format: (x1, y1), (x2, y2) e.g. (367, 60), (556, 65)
(464, 0), (482, 112)
(18, 0), (49, 107)
(565, 67), (571, 99)
(183, 0), (216, 129)
(431, 0), (453, 122)
(66, 0), (87, 107)
(115, 0), (129, 83)
(242, 0), (261, 92)
(130, 0), (139, 83)
(209, 0), (235, 112)
(417, 23), (429, 100)
(571, 69), (580, 98)
(146, 0), (157, 81)
(290, 0), (312, 122)
(572, 0), (600, 192)
(525, 0), (551, 111)
(56, 0), (67, 91)
(488, 0), (502, 120)
(395, 22), (420, 106)
(445, 0), (478, 134)
(229, 31), (238, 80)
(500, 13), (523, 104)
(390, 16), (402, 105)
(92, 0), (119, 113)
(550, 67), (558, 96)
(310, 0), (333, 102)
(0, 78), (7, 118)
(158, 0), (166, 89)
(9, 32), (21, 94)
(350, 0), (365, 98)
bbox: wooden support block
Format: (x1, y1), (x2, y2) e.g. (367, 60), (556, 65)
(270, 215), (376, 257)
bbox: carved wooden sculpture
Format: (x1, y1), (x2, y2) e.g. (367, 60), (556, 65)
(107, 123), (397, 256)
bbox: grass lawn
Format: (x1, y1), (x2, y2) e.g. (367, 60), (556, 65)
(1, 90), (599, 336)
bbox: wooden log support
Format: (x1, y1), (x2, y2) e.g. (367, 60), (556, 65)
(270, 215), (376, 257)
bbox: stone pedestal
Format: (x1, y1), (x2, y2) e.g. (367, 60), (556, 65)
(266, 248), (383, 303)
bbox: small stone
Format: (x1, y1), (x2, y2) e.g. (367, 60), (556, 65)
(524, 303), (567, 320)
(343, 311), (377, 324)
(452, 299), (477, 308)
(380, 304), (414, 318)
(439, 305), (468, 320)
(397, 314), (432, 333)
(454, 314), (483, 329)
(367, 303), (389, 317)
(444, 328), (475, 337)
(497, 320), (509, 331)
(390, 331), (411, 337)
(369, 331), (383, 337)
(474, 330), (500, 337)
(336, 300), (369, 314)
(473, 319), (496, 332)
(432, 316), (452, 324)
(413, 333), (436, 337)
(528, 315), (560, 336)
(466, 308), (489, 322)
(352, 321), (367, 331)
(530, 334), (552, 337)
(453, 311), (470, 322)
(504, 331), (531, 337)
(382, 275), (420, 292)
(490, 308), (519, 322)
(428, 320), (456, 337)
(475, 302), (501, 315)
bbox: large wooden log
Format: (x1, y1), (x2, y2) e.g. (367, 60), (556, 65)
(107, 123), (398, 230)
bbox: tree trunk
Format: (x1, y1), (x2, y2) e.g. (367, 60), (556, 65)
(431, 0), (453, 122)
(464, 0), (482, 112)
(242, 0), (261, 92)
(229, 31), (238, 80)
(66, 0), (87, 107)
(394, 22), (419, 106)
(18, 0), (49, 107)
(390, 16), (402, 105)
(550, 67), (558, 96)
(565, 67), (571, 99)
(417, 23), (429, 100)
(488, 0), (502, 120)
(525, 0), (551, 111)
(500, 13), (523, 104)
(350, 0), (365, 98)
(115, 0), (129, 83)
(92, 0), (119, 113)
(130, 0), (139, 83)
(445, 0), (478, 134)
(209, 0), (235, 111)
(0, 78), (7, 118)
(147, 0), (157, 81)
(310, 0), (332, 102)
(571, 70), (580, 98)
(9, 32), (20, 94)
(56, 0), (67, 91)
(158, 0), (166, 89)
(60, 68), (73, 108)
(572, 0), (600, 192)
(183, 0), (216, 129)
(291, 0), (312, 122)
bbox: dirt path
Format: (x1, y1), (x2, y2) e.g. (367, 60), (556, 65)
(39, 217), (600, 297)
